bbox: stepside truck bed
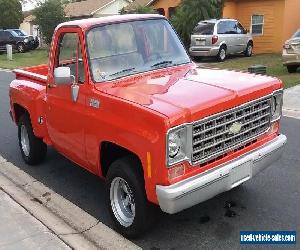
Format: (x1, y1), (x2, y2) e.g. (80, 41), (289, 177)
(13, 64), (48, 85)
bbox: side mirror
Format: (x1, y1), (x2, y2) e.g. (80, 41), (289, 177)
(245, 29), (249, 34)
(54, 67), (72, 85)
(54, 67), (79, 102)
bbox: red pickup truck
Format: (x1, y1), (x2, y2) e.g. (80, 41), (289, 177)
(9, 15), (287, 237)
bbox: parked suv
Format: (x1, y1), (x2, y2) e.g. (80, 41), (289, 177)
(282, 29), (300, 73)
(189, 19), (253, 61)
(0, 29), (35, 53)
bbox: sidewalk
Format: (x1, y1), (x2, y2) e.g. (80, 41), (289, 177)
(0, 155), (140, 250)
(0, 189), (70, 250)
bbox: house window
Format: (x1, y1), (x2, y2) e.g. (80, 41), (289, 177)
(251, 15), (264, 35)
(169, 7), (177, 18)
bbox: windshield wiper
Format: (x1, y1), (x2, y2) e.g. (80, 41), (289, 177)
(151, 60), (173, 68)
(109, 67), (136, 78)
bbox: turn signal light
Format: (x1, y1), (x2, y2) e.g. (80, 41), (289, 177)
(283, 44), (291, 49)
(212, 35), (218, 45)
(168, 164), (185, 180)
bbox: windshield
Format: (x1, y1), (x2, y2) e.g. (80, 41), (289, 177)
(292, 29), (300, 38)
(13, 29), (28, 36)
(86, 19), (190, 82)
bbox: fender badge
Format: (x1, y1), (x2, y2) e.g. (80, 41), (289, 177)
(228, 122), (242, 135)
(89, 98), (100, 109)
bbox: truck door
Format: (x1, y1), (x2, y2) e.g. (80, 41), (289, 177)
(46, 29), (90, 168)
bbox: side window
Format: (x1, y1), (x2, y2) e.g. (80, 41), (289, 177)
(217, 21), (226, 34)
(3, 31), (12, 40)
(218, 21), (237, 34)
(227, 21), (237, 34)
(57, 32), (85, 83)
(251, 15), (264, 35)
(237, 22), (246, 34)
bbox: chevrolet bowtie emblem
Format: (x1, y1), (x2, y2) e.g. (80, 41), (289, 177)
(228, 122), (242, 135)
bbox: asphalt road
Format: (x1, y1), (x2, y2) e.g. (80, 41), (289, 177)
(0, 70), (299, 249)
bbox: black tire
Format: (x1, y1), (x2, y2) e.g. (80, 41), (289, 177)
(106, 156), (155, 238)
(217, 45), (227, 62)
(18, 114), (47, 165)
(244, 42), (253, 57)
(192, 56), (202, 62)
(287, 65), (298, 73)
(17, 43), (25, 53)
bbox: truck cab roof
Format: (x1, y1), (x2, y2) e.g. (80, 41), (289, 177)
(57, 14), (165, 30)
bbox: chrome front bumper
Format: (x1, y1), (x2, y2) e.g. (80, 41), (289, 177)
(282, 52), (300, 65)
(156, 134), (287, 214)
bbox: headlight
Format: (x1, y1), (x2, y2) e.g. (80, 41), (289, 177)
(168, 133), (181, 158)
(24, 39), (29, 43)
(271, 90), (283, 122)
(167, 125), (189, 166)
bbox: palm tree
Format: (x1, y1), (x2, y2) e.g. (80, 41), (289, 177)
(171, 0), (224, 47)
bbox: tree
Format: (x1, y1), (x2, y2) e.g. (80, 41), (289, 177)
(33, 0), (68, 45)
(120, 5), (157, 15)
(171, 0), (224, 47)
(0, 0), (23, 29)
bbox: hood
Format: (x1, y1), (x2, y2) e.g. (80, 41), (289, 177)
(287, 37), (300, 43)
(96, 65), (282, 126)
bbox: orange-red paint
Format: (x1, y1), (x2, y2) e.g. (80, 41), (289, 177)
(9, 15), (283, 205)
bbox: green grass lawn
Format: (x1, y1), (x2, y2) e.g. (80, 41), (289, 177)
(204, 53), (300, 89)
(0, 49), (48, 69)
(1, 50), (299, 89)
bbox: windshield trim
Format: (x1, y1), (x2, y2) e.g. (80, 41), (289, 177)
(85, 18), (191, 84)
(94, 61), (193, 85)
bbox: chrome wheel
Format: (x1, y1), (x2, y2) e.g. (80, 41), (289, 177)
(20, 125), (30, 157)
(110, 177), (135, 227)
(247, 45), (253, 56)
(219, 48), (226, 61)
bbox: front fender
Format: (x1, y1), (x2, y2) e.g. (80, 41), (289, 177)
(85, 92), (170, 203)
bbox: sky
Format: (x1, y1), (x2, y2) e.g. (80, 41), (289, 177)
(22, 2), (37, 11)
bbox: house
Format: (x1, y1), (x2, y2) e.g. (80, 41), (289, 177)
(223, 0), (300, 53)
(64, 0), (132, 19)
(19, 14), (39, 37)
(125, 0), (180, 18)
(128, 0), (300, 54)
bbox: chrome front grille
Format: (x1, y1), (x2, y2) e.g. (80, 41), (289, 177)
(192, 97), (272, 165)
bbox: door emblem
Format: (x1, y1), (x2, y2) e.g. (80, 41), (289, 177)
(89, 98), (100, 109)
(228, 122), (242, 135)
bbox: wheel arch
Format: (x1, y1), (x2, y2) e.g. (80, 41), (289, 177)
(100, 141), (144, 179)
(13, 103), (30, 124)
(219, 42), (227, 49)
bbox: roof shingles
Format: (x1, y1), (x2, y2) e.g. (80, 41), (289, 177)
(125, 0), (154, 11)
(64, 0), (114, 18)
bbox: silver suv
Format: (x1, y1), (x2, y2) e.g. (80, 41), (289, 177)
(189, 19), (253, 61)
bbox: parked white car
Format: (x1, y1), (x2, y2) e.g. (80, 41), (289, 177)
(189, 19), (253, 61)
(282, 29), (300, 73)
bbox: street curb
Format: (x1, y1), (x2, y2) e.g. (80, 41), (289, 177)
(0, 68), (12, 73)
(0, 155), (140, 250)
